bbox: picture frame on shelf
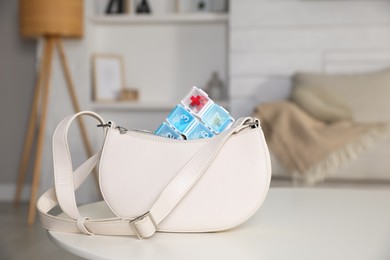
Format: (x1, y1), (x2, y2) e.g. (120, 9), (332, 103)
(92, 54), (125, 102)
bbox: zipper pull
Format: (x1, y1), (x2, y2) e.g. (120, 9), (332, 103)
(115, 126), (128, 134)
(97, 121), (114, 128)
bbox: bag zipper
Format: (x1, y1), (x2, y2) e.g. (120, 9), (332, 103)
(115, 125), (155, 136)
(98, 118), (259, 136)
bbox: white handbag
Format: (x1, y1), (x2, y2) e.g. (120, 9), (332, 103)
(38, 111), (271, 239)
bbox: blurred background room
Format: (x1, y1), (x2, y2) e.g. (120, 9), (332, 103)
(1, 0), (390, 259)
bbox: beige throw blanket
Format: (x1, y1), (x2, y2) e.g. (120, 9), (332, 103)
(255, 101), (390, 184)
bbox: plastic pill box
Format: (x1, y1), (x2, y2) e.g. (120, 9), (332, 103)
(154, 87), (234, 140)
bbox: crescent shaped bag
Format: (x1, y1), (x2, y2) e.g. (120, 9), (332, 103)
(37, 111), (272, 239)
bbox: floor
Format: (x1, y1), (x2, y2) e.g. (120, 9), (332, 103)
(1, 179), (389, 260)
(0, 202), (81, 260)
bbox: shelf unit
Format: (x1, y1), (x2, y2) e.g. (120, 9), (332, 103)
(89, 12), (229, 112)
(90, 13), (229, 25)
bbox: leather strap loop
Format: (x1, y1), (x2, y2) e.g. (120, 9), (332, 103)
(77, 217), (93, 235)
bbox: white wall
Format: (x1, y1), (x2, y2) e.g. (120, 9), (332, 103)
(0, 1), (37, 200)
(229, 0), (390, 117)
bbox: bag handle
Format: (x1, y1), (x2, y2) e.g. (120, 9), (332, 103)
(37, 111), (258, 238)
(52, 111), (105, 221)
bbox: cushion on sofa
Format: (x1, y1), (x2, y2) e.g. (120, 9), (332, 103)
(290, 85), (353, 123)
(293, 69), (390, 123)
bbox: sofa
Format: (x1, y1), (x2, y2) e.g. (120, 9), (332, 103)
(269, 69), (390, 183)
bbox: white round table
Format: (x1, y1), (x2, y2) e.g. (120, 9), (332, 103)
(48, 188), (390, 260)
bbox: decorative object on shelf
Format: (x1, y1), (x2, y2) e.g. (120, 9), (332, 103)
(136, 0), (151, 14)
(119, 88), (139, 101)
(93, 54), (125, 102)
(105, 0), (125, 14)
(178, 0), (227, 13)
(17, 0), (98, 226)
(205, 71), (225, 100)
(194, 0), (208, 12)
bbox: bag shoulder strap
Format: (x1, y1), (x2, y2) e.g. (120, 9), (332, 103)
(37, 111), (258, 239)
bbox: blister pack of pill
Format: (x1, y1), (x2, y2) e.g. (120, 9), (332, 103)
(154, 87), (234, 140)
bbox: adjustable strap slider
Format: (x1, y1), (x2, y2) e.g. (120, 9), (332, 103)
(129, 212), (158, 239)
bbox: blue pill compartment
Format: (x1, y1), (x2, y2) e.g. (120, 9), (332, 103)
(202, 104), (235, 133)
(186, 121), (215, 140)
(154, 122), (183, 139)
(166, 105), (197, 135)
